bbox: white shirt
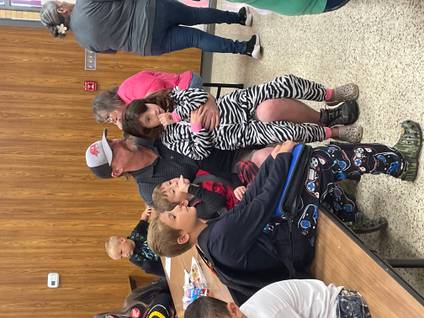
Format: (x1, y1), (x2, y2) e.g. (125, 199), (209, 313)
(239, 279), (343, 318)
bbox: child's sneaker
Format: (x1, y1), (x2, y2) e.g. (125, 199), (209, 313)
(245, 34), (261, 59)
(239, 7), (253, 26)
(326, 83), (359, 106)
(393, 120), (422, 181)
(320, 100), (359, 126)
(337, 125), (363, 143)
(349, 213), (388, 234)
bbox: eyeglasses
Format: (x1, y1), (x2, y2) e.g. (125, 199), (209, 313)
(105, 114), (113, 124)
(105, 113), (114, 123)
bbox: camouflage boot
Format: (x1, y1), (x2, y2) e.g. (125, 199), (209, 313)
(393, 120), (422, 181)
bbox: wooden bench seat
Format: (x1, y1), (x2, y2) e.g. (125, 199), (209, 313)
(311, 210), (424, 318)
(162, 209), (424, 317)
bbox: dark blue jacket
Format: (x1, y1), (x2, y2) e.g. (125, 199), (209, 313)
(197, 153), (314, 304)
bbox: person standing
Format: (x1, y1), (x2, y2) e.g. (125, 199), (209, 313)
(40, 1), (261, 58)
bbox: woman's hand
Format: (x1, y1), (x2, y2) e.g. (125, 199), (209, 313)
(190, 106), (207, 128)
(233, 186), (246, 201)
(271, 141), (297, 159)
(200, 94), (220, 131)
(158, 112), (175, 127)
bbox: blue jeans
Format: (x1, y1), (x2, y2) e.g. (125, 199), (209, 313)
(151, 0), (246, 55)
(189, 73), (204, 89)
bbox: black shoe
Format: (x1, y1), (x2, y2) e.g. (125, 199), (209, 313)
(245, 34), (261, 59)
(319, 100), (359, 127)
(349, 213), (388, 234)
(238, 7), (252, 26)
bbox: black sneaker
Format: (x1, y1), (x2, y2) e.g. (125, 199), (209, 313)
(349, 213), (388, 234)
(245, 34), (261, 59)
(319, 100), (359, 127)
(238, 7), (253, 26)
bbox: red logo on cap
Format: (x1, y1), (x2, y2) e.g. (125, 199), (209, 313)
(89, 143), (100, 157)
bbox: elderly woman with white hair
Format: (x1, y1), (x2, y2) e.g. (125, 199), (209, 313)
(39, 0), (261, 58)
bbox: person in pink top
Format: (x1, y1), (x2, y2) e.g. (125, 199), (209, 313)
(117, 70), (197, 104)
(92, 70), (205, 129)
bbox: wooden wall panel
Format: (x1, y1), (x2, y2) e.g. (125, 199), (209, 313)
(0, 10), (39, 20)
(0, 26), (201, 317)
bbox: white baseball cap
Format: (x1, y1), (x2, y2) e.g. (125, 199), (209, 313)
(85, 129), (113, 178)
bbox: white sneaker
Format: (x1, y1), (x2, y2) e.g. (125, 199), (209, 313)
(244, 7), (253, 26)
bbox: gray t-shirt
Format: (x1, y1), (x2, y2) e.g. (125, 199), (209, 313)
(70, 0), (156, 56)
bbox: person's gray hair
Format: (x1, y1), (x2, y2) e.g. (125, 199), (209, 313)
(40, 1), (69, 38)
(92, 86), (124, 122)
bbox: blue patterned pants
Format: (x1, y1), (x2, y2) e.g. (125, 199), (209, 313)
(337, 289), (372, 318)
(296, 143), (404, 236)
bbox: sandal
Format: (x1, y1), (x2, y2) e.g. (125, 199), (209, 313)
(326, 83), (359, 106)
(336, 125), (363, 143)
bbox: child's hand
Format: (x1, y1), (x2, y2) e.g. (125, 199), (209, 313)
(158, 112), (175, 127)
(233, 186), (246, 201)
(177, 175), (189, 193)
(271, 141), (297, 159)
(140, 206), (153, 221)
(190, 107), (206, 128)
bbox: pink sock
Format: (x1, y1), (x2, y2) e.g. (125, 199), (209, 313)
(325, 88), (334, 101)
(324, 127), (332, 139)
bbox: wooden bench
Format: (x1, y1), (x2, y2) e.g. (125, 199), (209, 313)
(162, 209), (424, 317)
(311, 209), (424, 317)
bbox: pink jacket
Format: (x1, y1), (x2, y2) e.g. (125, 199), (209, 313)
(117, 70), (193, 104)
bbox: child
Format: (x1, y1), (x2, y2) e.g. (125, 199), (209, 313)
(153, 174), (387, 234)
(122, 74), (362, 160)
(152, 160), (258, 218)
(153, 175), (237, 220)
(105, 208), (164, 277)
(95, 279), (175, 318)
(185, 279), (370, 318)
(146, 121), (421, 303)
(92, 70), (205, 129)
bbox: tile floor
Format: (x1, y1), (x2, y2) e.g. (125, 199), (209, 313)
(207, 0), (424, 295)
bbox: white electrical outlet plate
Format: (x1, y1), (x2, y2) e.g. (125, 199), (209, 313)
(47, 272), (59, 288)
(85, 49), (96, 71)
